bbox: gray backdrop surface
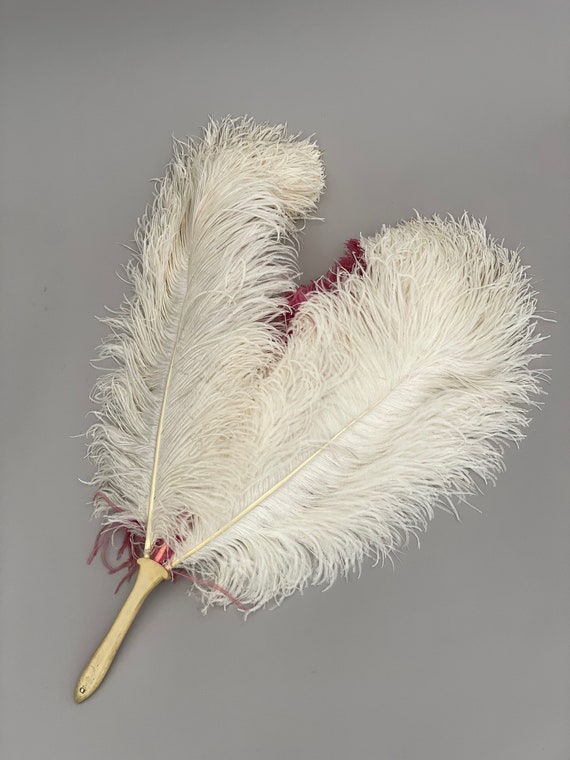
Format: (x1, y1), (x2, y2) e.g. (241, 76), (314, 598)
(1, 1), (568, 759)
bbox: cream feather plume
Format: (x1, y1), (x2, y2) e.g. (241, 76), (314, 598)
(76, 117), (544, 702)
(88, 116), (324, 555)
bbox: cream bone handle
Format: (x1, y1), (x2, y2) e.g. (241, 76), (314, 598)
(75, 558), (169, 703)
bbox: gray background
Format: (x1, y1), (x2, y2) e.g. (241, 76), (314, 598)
(1, 1), (568, 758)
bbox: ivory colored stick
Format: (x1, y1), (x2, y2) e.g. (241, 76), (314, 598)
(75, 558), (169, 703)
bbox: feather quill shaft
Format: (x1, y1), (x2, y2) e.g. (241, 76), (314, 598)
(168, 403), (378, 567)
(144, 346), (175, 557)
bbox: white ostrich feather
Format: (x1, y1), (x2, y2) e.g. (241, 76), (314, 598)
(87, 119), (543, 617)
(168, 215), (544, 611)
(88, 117), (324, 554)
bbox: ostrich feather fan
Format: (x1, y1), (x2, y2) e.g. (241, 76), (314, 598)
(75, 117), (544, 702)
